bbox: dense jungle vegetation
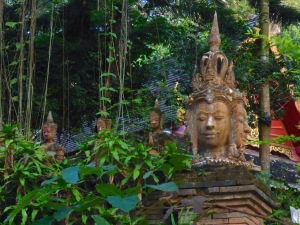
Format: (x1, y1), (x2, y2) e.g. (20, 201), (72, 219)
(1, 0), (300, 224)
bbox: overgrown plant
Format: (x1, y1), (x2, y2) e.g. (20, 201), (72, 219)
(256, 172), (300, 225)
(1, 125), (192, 224)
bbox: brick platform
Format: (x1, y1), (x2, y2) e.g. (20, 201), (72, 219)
(145, 165), (277, 225)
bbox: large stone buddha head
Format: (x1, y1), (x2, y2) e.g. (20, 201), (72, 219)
(185, 13), (250, 162)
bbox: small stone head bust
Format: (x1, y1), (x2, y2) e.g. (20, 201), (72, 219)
(42, 111), (58, 144)
(95, 106), (112, 132)
(149, 99), (164, 133)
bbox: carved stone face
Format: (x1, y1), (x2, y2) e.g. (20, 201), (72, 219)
(43, 126), (55, 142)
(96, 119), (106, 131)
(196, 101), (230, 151)
(150, 112), (161, 131)
(236, 104), (251, 148)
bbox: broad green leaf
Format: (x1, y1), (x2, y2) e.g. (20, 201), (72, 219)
(143, 171), (154, 179)
(72, 189), (81, 202)
(101, 72), (116, 77)
(53, 207), (72, 221)
(122, 186), (142, 196)
(109, 32), (117, 38)
(81, 214), (87, 224)
(111, 150), (119, 161)
(133, 98), (142, 104)
(117, 140), (129, 150)
(145, 182), (179, 192)
(20, 177), (25, 186)
(61, 166), (80, 184)
(15, 42), (21, 50)
(21, 209), (28, 225)
(124, 155), (132, 164)
(12, 96), (18, 102)
(106, 57), (115, 63)
(75, 196), (104, 210)
(108, 140), (114, 150)
(96, 184), (122, 197)
(100, 97), (111, 103)
(121, 171), (132, 186)
(96, 111), (109, 117)
(10, 78), (17, 85)
(8, 61), (18, 66)
(5, 139), (13, 148)
(31, 209), (39, 222)
(5, 21), (19, 28)
(102, 165), (116, 171)
(106, 195), (140, 212)
(99, 87), (117, 92)
(133, 168), (140, 180)
(79, 166), (103, 177)
(92, 215), (110, 225)
(121, 100), (130, 105)
(144, 159), (154, 168)
(42, 176), (58, 185)
(32, 216), (54, 225)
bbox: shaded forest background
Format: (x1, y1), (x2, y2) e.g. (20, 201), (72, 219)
(1, 0), (300, 138)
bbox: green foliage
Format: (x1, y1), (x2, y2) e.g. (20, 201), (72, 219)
(0, 124), (191, 224)
(257, 172), (300, 225)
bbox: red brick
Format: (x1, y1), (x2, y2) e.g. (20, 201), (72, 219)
(197, 218), (229, 224)
(229, 217), (259, 225)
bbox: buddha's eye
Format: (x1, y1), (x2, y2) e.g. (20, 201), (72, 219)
(238, 116), (245, 123)
(214, 114), (224, 120)
(198, 114), (207, 121)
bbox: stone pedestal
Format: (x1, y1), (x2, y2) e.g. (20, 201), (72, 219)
(145, 165), (277, 225)
(175, 165), (277, 225)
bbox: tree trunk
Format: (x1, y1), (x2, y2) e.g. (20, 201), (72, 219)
(259, 0), (271, 173)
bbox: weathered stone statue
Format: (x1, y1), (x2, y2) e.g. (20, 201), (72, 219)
(92, 106), (112, 165)
(228, 92), (252, 161)
(42, 112), (64, 162)
(148, 99), (173, 154)
(95, 106), (112, 132)
(185, 13), (252, 164)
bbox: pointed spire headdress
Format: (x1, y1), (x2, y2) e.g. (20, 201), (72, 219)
(187, 12), (239, 106)
(42, 111), (58, 132)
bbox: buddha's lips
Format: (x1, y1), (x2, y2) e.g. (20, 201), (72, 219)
(201, 132), (219, 138)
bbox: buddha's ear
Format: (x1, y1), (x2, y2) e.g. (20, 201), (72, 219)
(160, 114), (164, 129)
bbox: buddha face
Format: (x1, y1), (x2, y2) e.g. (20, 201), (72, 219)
(43, 126), (55, 141)
(236, 104), (251, 148)
(196, 101), (230, 149)
(96, 119), (106, 131)
(150, 112), (162, 131)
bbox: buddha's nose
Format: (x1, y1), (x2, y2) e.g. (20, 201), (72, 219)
(206, 116), (215, 128)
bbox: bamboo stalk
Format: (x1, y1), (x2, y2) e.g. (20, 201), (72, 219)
(0, 0), (4, 125)
(25, 0), (37, 139)
(18, 0), (27, 127)
(42, 2), (55, 124)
